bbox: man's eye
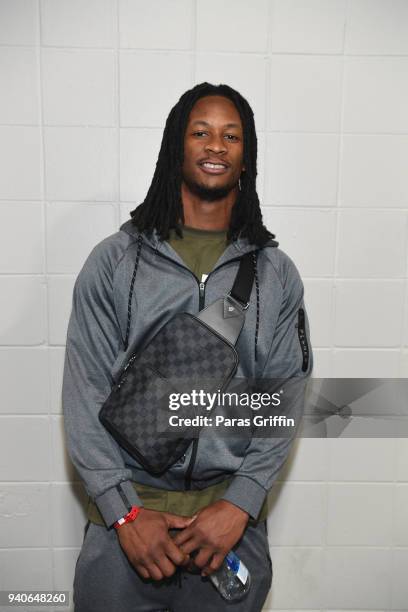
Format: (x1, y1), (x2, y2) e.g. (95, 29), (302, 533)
(192, 132), (239, 140)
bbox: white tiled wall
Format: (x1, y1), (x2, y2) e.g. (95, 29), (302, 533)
(0, 1), (407, 611)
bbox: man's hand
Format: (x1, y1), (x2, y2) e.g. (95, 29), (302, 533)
(172, 499), (249, 577)
(116, 508), (194, 581)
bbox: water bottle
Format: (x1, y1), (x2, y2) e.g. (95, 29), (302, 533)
(208, 550), (251, 601)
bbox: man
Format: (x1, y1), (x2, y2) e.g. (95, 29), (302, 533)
(62, 82), (313, 611)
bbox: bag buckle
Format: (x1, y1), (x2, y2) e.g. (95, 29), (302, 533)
(227, 292), (250, 311)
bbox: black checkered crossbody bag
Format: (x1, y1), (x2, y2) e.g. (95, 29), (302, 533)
(99, 240), (256, 476)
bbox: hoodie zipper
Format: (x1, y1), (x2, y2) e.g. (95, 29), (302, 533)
(185, 278), (206, 491)
(142, 242), (257, 491)
(199, 281), (206, 310)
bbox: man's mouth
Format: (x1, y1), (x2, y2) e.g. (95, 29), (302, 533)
(198, 161), (229, 175)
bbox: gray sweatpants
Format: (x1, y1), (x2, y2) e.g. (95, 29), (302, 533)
(73, 519), (273, 612)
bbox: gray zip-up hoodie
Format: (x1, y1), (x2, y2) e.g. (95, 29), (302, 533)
(62, 218), (313, 529)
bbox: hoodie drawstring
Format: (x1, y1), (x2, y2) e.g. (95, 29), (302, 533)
(170, 565), (185, 588)
(124, 234), (143, 352)
(253, 251), (260, 362)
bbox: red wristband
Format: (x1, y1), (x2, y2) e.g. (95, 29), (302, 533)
(113, 505), (141, 529)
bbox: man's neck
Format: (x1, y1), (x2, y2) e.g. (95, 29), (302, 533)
(181, 181), (238, 231)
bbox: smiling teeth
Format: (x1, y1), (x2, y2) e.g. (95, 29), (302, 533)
(202, 162), (226, 169)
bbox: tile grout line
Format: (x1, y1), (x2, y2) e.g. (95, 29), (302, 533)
(36, 0), (55, 588)
(321, 4), (350, 605)
(115, 0), (121, 226)
(397, 218), (408, 376)
(3, 40), (408, 57)
(192, 0), (197, 82)
(330, 0), (350, 377)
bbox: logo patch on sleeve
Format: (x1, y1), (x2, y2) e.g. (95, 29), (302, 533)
(297, 308), (309, 372)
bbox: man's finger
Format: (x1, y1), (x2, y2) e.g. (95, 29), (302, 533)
(201, 552), (225, 576)
(172, 526), (194, 546)
(136, 564), (150, 580)
(192, 547), (213, 570)
(145, 561), (164, 581)
(164, 537), (190, 566)
(154, 554), (177, 578)
(179, 554), (191, 567)
(164, 512), (196, 530)
(178, 537), (201, 556)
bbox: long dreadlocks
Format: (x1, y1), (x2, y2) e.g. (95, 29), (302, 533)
(129, 82), (274, 247)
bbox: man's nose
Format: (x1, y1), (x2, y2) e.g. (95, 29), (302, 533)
(205, 134), (227, 153)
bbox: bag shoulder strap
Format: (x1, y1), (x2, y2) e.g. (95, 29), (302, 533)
(196, 251), (257, 346)
(229, 250), (257, 309)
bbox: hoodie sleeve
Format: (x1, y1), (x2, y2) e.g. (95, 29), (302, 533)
(62, 238), (143, 529)
(220, 254), (313, 520)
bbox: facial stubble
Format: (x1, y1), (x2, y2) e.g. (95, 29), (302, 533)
(182, 172), (239, 202)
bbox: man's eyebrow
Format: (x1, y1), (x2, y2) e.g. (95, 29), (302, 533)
(191, 120), (241, 129)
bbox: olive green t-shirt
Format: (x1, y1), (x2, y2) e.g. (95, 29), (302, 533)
(167, 225), (228, 280)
